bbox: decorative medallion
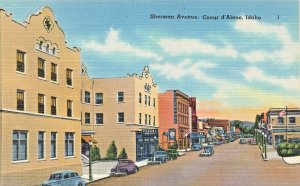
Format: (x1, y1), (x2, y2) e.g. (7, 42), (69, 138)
(43, 16), (54, 32)
(81, 64), (88, 76)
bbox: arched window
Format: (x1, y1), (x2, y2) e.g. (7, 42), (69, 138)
(46, 44), (50, 53)
(53, 47), (56, 55)
(39, 41), (43, 50)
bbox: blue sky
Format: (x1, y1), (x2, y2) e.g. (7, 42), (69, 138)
(1, 0), (299, 121)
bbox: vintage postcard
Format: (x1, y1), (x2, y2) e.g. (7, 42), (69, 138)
(0, 0), (299, 185)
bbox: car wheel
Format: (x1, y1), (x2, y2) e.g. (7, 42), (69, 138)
(124, 170), (128, 176)
(78, 183), (83, 186)
(134, 167), (138, 173)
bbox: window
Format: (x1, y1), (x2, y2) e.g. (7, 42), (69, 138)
(67, 100), (72, 117)
(278, 117), (284, 124)
(145, 114), (147, 125)
(95, 93), (103, 104)
(46, 44), (49, 53)
(38, 58), (45, 78)
(39, 41), (43, 50)
(66, 69), (73, 86)
(85, 113), (90, 124)
(289, 117), (296, 124)
(96, 113), (103, 125)
(17, 89), (25, 111)
(51, 63), (57, 82)
(38, 131), (45, 159)
(139, 113), (142, 124)
(16, 50), (25, 73)
(52, 47), (56, 55)
(51, 97), (57, 115)
(153, 98), (156, 108)
(145, 95), (147, 105)
(149, 115), (151, 125)
(85, 91), (90, 103)
(38, 94), (45, 114)
(139, 93), (142, 104)
(13, 131), (27, 161)
(118, 112), (125, 123)
(118, 92), (124, 102)
(65, 132), (74, 157)
(153, 116), (156, 126)
(51, 132), (57, 158)
(148, 96), (150, 106)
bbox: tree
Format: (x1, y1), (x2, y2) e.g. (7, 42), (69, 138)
(254, 114), (261, 129)
(168, 140), (178, 150)
(91, 145), (101, 161)
(118, 147), (128, 159)
(106, 140), (118, 160)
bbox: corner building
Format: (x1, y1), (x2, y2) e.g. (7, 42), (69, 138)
(81, 66), (159, 161)
(0, 7), (82, 185)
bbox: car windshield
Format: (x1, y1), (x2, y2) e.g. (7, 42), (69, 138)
(49, 173), (63, 180)
(204, 147), (211, 153)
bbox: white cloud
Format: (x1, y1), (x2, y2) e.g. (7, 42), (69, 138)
(242, 66), (300, 91)
(235, 20), (299, 64)
(82, 28), (162, 61)
(159, 38), (238, 58)
(151, 59), (217, 82)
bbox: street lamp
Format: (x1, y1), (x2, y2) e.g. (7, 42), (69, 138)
(89, 140), (93, 181)
(264, 134), (267, 160)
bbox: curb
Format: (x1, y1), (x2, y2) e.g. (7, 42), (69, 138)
(85, 175), (111, 185)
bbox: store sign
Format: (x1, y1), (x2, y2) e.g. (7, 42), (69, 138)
(169, 128), (176, 140)
(144, 83), (151, 93)
(273, 128), (300, 133)
(142, 129), (158, 136)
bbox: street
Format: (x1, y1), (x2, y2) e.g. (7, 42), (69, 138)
(89, 140), (300, 186)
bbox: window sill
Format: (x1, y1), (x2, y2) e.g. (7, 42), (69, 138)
(16, 71), (26, 75)
(38, 158), (46, 161)
(50, 158), (58, 160)
(65, 156), (75, 159)
(95, 124), (104, 126)
(85, 123), (91, 125)
(38, 77), (47, 81)
(117, 122), (125, 124)
(94, 104), (103, 106)
(67, 85), (74, 89)
(51, 81), (59, 85)
(12, 160), (29, 164)
(117, 101), (125, 104)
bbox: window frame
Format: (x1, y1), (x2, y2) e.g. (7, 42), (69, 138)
(85, 112), (91, 124)
(96, 113), (104, 125)
(17, 89), (25, 111)
(12, 130), (28, 162)
(51, 96), (57, 115)
(50, 132), (57, 159)
(38, 131), (45, 160)
(38, 94), (45, 114)
(85, 91), (91, 104)
(117, 92), (124, 103)
(67, 100), (73, 117)
(289, 117), (296, 125)
(95, 92), (103, 105)
(16, 50), (26, 73)
(118, 112), (125, 123)
(51, 63), (58, 82)
(65, 132), (75, 157)
(38, 58), (46, 79)
(66, 69), (73, 87)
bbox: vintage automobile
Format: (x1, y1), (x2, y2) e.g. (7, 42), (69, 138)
(200, 145), (214, 157)
(151, 150), (169, 162)
(41, 170), (85, 186)
(239, 138), (247, 144)
(110, 159), (139, 176)
(248, 138), (257, 145)
(191, 143), (202, 151)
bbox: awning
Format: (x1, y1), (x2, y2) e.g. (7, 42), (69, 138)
(82, 136), (97, 144)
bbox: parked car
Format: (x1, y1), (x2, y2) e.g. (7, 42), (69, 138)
(166, 149), (179, 160)
(199, 145), (214, 157)
(191, 143), (202, 151)
(248, 138), (256, 145)
(213, 140), (222, 145)
(148, 151), (169, 163)
(239, 138), (247, 144)
(41, 170), (85, 186)
(110, 159), (139, 176)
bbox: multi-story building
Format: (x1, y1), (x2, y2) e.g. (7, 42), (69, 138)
(266, 108), (300, 146)
(81, 66), (159, 161)
(158, 90), (190, 150)
(189, 97), (198, 132)
(0, 6), (82, 185)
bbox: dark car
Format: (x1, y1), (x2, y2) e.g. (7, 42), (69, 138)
(239, 138), (247, 144)
(200, 145), (214, 157)
(41, 170), (85, 186)
(110, 159), (139, 176)
(148, 151), (169, 163)
(191, 143), (202, 151)
(166, 149), (179, 160)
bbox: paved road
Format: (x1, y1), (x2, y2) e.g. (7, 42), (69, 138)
(89, 140), (300, 186)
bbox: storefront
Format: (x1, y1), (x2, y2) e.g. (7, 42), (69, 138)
(136, 129), (158, 161)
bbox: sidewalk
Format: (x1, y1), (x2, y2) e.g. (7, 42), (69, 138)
(283, 156), (300, 165)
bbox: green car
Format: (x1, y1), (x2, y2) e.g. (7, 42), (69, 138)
(166, 149), (179, 160)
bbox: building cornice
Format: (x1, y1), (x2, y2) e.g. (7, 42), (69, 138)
(0, 108), (80, 121)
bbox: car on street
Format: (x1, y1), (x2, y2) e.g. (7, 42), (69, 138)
(110, 159), (139, 176)
(213, 140), (222, 145)
(199, 145), (214, 157)
(248, 138), (256, 145)
(41, 170), (85, 186)
(191, 143), (202, 151)
(239, 138), (247, 144)
(148, 150), (169, 163)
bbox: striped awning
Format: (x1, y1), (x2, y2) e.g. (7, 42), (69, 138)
(82, 135), (97, 144)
